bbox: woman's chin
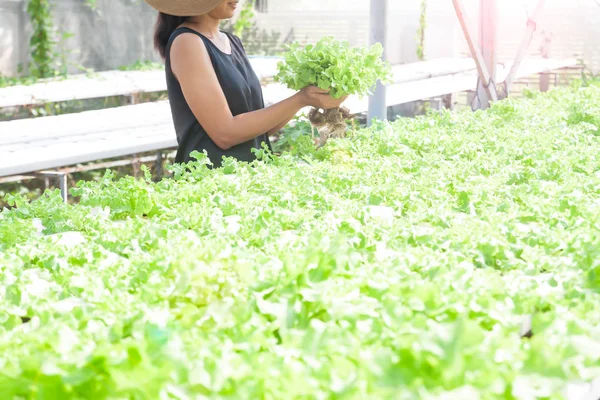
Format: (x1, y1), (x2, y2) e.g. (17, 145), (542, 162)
(216, 11), (236, 20)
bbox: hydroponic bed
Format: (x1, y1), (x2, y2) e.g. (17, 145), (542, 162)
(0, 82), (599, 399)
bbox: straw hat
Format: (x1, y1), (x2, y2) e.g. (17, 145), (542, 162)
(144, 0), (225, 16)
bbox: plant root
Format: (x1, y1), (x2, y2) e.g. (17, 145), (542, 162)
(308, 106), (356, 147)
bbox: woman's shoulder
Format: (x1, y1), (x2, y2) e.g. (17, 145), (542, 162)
(168, 30), (211, 69)
(169, 26), (199, 45)
(167, 26), (191, 53)
(168, 27), (211, 57)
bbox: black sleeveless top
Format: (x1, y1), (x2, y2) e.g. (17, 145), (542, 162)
(165, 27), (271, 168)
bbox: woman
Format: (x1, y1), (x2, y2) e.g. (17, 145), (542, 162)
(144, 0), (347, 168)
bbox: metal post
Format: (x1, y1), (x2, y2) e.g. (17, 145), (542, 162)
(453, 0), (498, 108)
(477, 0), (497, 109)
(368, 0), (388, 126)
(132, 153), (141, 178)
(58, 173), (68, 203)
(505, 0), (546, 95)
(154, 151), (164, 181)
(539, 31), (553, 92)
(128, 93), (140, 105)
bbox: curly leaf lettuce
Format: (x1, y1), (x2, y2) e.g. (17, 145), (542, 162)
(274, 37), (393, 99)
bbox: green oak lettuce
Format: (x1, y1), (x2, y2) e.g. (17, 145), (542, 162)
(0, 81), (599, 399)
(274, 37), (393, 99)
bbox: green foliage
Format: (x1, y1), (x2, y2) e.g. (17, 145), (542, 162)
(270, 116), (316, 154)
(275, 37), (393, 99)
(117, 60), (164, 71)
(233, 24), (285, 57)
(417, 0), (427, 61)
(0, 73), (39, 88)
(11, 0), (97, 85)
(221, 3), (285, 56)
(233, 0), (255, 37)
(26, 0), (57, 79)
(1, 83), (600, 397)
(565, 84), (600, 135)
(84, 0), (97, 11)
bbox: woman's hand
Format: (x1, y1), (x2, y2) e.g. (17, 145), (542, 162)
(300, 86), (348, 110)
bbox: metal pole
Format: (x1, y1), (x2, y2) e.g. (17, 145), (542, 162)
(505, 0), (546, 95)
(539, 31), (553, 92)
(477, 0), (497, 109)
(453, 0), (498, 106)
(368, 0), (388, 126)
(155, 151), (164, 182)
(58, 173), (68, 203)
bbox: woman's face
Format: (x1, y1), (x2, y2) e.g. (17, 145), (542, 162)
(208, 0), (239, 19)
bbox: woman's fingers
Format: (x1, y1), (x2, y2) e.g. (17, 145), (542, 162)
(306, 86), (351, 104)
(308, 86), (330, 95)
(306, 88), (350, 110)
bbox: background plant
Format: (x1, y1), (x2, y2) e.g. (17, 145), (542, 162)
(26, 0), (57, 78)
(417, 0), (427, 61)
(233, 0), (255, 37)
(21, 0), (97, 82)
(221, 0), (286, 56)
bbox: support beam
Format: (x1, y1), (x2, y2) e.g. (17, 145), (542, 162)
(452, 0), (498, 108)
(0, 151), (177, 185)
(504, 0), (546, 95)
(368, 0), (388, 125)
(477, 0), (497, 109)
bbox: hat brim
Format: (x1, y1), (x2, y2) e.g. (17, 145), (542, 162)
(144, 0), (225, 16)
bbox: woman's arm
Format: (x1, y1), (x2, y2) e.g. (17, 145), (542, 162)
(171, 33), (344, 150)
(267, 95), (349, 136)
(266, 109), (303, 136)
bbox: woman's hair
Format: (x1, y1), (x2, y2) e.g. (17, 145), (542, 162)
(154, 13), (190, 59)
